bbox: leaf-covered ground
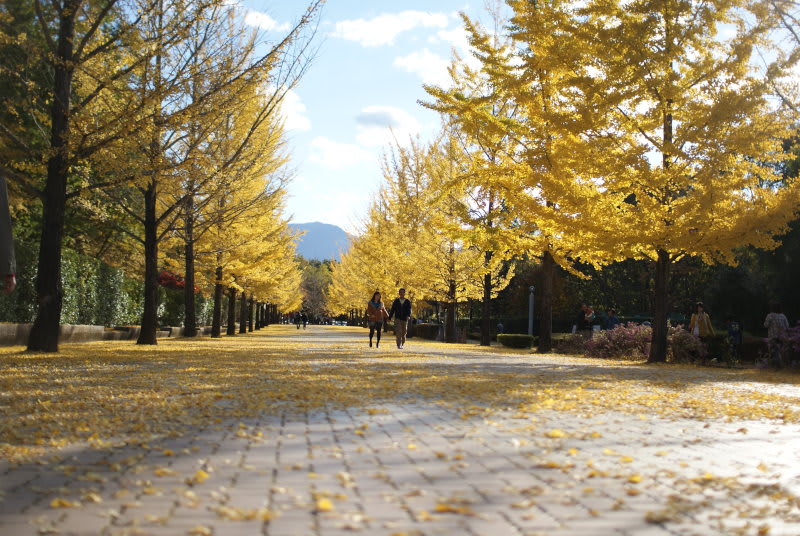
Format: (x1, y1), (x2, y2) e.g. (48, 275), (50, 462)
(1, 325), (799, 535)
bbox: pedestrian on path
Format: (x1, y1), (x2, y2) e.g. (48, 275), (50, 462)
(606, 308), (621, 330)
(366, 291), (389, 348)
(764, 303), (789, 368)
(689, 302), (714, 340)
(388, 288), (412, 349)
(301, 312), (308, 330)
(572, 303), (594, 334)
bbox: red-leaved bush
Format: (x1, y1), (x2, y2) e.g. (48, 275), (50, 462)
(667, 325), (708, 363)
(584, 323), (652, 360)
(583, 323), (709, 362)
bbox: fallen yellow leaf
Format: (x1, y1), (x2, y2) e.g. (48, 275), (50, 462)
(316, 498), (334, 512)
(50, 498), (80, 508)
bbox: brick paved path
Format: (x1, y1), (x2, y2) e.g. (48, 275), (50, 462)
(2, 327), (800, 535)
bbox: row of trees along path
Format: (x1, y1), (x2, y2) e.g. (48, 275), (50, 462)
(0, 0), (322, 350)
(328, 0), (800, 362)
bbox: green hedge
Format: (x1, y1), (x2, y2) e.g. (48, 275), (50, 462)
(60, 248), (144, 326)
(414, 323), (441, 340)
(0, 241), (218, 329)
(498, 334), (536, 348)
(0, 242), (143, 326)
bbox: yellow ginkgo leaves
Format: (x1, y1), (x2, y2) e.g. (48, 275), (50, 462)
(50, 498), (80, 508)
(187, 469), (210, 485)
(154, 467), (177, 477)
(434, 502), (475, 515)
(212, 505), (275, 521)
(316, 498), (334, 512)
(4, 325), (800, 467)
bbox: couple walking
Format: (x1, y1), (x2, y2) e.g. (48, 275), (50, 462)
(366, 288), (412, 349)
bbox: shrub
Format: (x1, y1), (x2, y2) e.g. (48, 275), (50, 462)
(779, 323), (800, 366)
(468, 331), (497, 341)
(498, 334), (535, 348)
(555, 333), (587, 354)
(414, 323), (441, 340)
(704, 334), (735, 364)
(584, 322), (651, 360)
(667, 326), (707, 363)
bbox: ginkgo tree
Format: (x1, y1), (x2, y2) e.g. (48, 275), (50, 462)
(411, 133), (513, 342)
(0, 0), (204, 351)
(0, 0), (322, 350)
(580, 0), (800, 362)
(328, 130), (515, 342)
(429, 4), (628, 349)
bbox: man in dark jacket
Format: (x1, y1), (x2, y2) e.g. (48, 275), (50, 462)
(388, 288), (412, 349)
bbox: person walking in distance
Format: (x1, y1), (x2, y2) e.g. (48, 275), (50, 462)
(366, 291), (389, 348)
(689, 302), (714, 342)
(388, 288), (412, 349)
(764, 303), (790, 368)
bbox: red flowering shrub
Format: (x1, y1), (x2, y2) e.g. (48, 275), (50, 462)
(158, 270), (199, 293)
(158, 270), (185, 290)
(584, 322), (651, 360)
(779, 322), (800, 365)
(667, 325), (708, 363)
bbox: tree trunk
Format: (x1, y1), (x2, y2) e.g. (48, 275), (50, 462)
(182, 193), (197, 336)
(538, 251), (555, 353)
(137, 180), (159, 345)
(648, 250), (671, 363)
(480, 251), (493, 346)
(445, 280), (456, 343)
(27, 3), (78, 352)
(248, 296), (254, 332)
(647, 89), (674, 363)
(226, 287), (237, 335)
(468, 299), (473, 334)
(239, 291), (247, 334)
(211, 265), (223, 338)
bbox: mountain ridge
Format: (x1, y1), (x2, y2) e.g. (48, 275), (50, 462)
(289, 222), (351, 261)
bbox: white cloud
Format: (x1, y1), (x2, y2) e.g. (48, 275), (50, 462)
(244, 10), (290, 32)
(355, 106), (422, 147)
(332, 10), (449, 47)
(394, 48), (451, 87)
(304, 190), (370, 232)
(280, 89), (311, 132)
(433, 27), (471, 52)
(309, 137), (374, 170)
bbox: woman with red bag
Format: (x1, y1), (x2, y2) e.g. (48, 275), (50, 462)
(366, 291), (389, 348)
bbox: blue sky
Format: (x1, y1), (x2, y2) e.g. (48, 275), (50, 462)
(239, 1), (490, 233)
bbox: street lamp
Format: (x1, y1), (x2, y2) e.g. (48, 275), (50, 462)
(528, 285), (535, 336)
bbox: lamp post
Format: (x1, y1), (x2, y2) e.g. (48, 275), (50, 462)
(528, 285), (535, 336)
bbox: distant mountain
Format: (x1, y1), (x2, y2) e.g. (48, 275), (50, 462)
(289, 222), (352, 261)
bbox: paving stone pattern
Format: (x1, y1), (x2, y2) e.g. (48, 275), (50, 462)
(2, 328), (800, 536)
